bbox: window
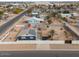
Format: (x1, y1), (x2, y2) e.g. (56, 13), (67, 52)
(30, 36), (34, 39)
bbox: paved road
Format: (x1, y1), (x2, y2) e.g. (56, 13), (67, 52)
(0, 7), (31, 36)
(60, 20), (79, 39)
(0, 51), (79, 57)
(64, 22), (79, 39)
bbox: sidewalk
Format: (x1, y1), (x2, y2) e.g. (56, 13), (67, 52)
(0, 44), (78, 51)
(65, 22), (79, 37)
(36, 44), (50, 50)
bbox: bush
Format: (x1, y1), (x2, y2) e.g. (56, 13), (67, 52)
(51, 12), (58, 17)
(0, 11), (4, 16)
(45, 16), (50, 20)
(61, 17), (68, 22)
(63, 10), (70, 14)
(47, 19), (52, 24)
(13, 8), (23, 14)
(0, 11), (4, 19)
(26, 9), (32, 14)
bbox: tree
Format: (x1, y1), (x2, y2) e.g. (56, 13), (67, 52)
(13, 8), (23, 14)
(50, 30), (55, 40)
(26, 8), (32, 14)
(61, 17), (68, 22)
(53, 4), (56, 8)
(51, 30), (55, 35)
(47, 19), (52, 24)
(6, 5), (13, 8)
(45, 16), (50, 20)
(0, 11), (4, 19)
(63, 10), (70, 14)
(64, 31), (68, 38)
(51, 12), (58, 17)
(0, 11), (4, 16)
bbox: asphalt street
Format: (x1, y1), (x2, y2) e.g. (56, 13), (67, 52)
(0, 51), (79, 57)
(0, 7), (31, 36)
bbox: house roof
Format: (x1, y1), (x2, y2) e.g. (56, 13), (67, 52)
(72, 13), (79, 16)
(17, 28), (36, 37)
(61, 13), (71, 17)
(27, 17), (44, 21)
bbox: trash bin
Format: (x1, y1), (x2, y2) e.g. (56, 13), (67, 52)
(65, 40), (72, 44)
(42, 36), (48, 40)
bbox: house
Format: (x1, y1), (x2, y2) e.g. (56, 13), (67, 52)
(17, 28), (36, 40)
(31, 9), (40, 17)
(26, 17), (44, 28)
(32, 12), (39, 17)
(17, 34), (36, 40)
(61, 13), (72, 18)
(72, 13), (79, 17)
(61, 13), (79, 18)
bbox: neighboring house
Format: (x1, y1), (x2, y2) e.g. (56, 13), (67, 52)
(40, 14), (47, 19)
(17, 28), (36, 40)
(76, 20), (79, 23)
(31, 10), (39, 17)
(61, 13), (72, 18)
(72, 13), (79, 17)
(61, 13), (79, 18)
(17, 34), (36, 40)
(75, 20), (79, 27)
(32, 12), (39, 17)
(66, 17), (74, 23)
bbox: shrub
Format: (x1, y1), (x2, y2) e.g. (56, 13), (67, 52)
(0, 11), (4, 16)
(63, 10), (70, 14)
(45, 16), (50, 20)
(13, 8), (23, 14)
(0, 11), (4, 19)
